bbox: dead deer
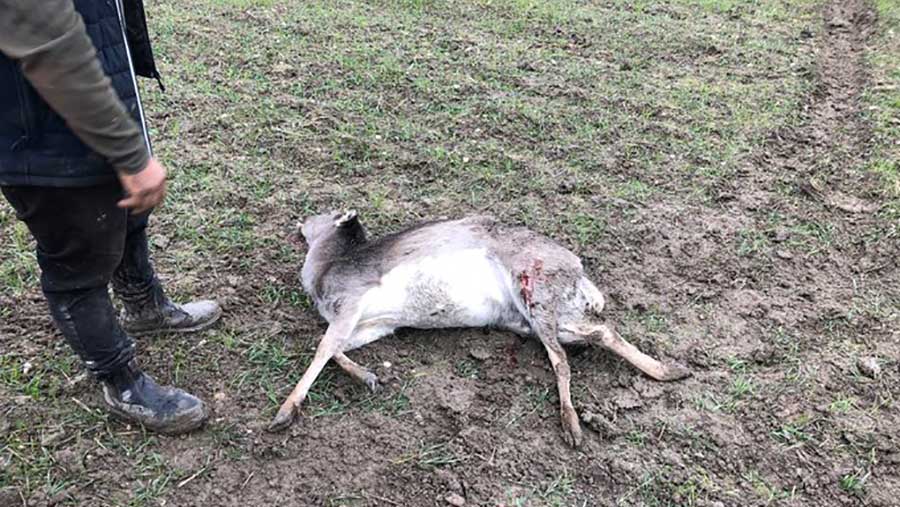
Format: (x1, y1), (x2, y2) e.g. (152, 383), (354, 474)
(268, 211), (690, 446)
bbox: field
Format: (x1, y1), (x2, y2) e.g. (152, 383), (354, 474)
(1, 0), (898, 505)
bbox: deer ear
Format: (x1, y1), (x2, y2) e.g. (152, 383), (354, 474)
(334, 210), (359, 228)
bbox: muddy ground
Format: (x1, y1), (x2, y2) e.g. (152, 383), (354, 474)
(1, 0), (898, 506)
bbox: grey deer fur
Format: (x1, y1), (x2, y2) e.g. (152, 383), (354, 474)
(268, 211), (689, 446)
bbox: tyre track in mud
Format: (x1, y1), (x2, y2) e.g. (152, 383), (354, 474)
(599, 1), (898, 505)
(725, 1), (899, 504)
(761, 0), (878, 202)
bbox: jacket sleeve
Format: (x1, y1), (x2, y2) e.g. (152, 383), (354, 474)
(0, 0), (150, 174)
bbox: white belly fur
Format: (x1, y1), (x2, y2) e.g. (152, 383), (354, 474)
(357, 248), (515, 330)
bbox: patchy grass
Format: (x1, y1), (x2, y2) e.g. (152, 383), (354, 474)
(506, 469), (577, 507)
(393, 440), (462, 470)
(0, 218), (37, 299)
(771, 415), (814, 446)
(828, 395), (857, 414)
(866, 0), (900, 216)
(616, 466), (723, 507)
(839, 469), (869, 495)
(4, 0), (898, 506)
(139, 0), (823, 251)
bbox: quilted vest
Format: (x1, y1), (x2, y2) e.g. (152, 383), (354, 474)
(0, 0), (160, 187)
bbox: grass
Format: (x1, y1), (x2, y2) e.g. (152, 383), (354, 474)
(454, 359), (480, 379)
(0, 403), (189, 506)
(4, 0), (897, 505)
(744, 470), (794, 504)
(865, 0), (900, 216)
(232, 337), (294, 407)
(617, 467), (720, 507)
(506, 469), (577, 507)
(393, 441), (461, 469)
(771, 416), (813, 446)
(621, 306), (671, 337)
(786, 221), (835, 255)
(136, 0), (823, 249)
(0, 353), (78, 402)
(839, 470), (869, 494)
(504, 384), (552, 429)
(828, 395), (856, 414)
(718, 357), (754, 411)
(737, 228), (770, 257)
(692, 356), (760, 413)
(0, 219), (38, 299)
(625, 430), (649, 447)
(128, 452), (178, 507)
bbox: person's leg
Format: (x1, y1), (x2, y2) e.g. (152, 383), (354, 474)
(1, 183), (207, 434)
(112, 209), (221, 335)
(113, 210), (158, 311)
(2, 183), (135, 375)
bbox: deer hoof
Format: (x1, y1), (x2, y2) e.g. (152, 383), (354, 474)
(267, 405), (296, 433)
(561, 408), (583, 448)
(364, 372), (381, 393)
(660, 363), (692, 382)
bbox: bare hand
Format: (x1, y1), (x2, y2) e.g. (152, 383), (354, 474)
(118, 157), (167, 213)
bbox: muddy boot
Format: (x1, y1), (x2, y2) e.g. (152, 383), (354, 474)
(113, 212), (222, 335)
(117, 281), (222, 335)
(101, 361), (208, 435)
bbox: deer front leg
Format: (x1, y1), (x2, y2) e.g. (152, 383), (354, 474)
(531, 309), (583, 448)
(542, 341), (582, 448)
(267, 313), (360, 432)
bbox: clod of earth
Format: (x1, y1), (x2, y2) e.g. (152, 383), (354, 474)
(54, 449), (83, 474)
(40, 429), (66, 447)
(445, 493), (466, 506)
(469, 346), (492, 361)
(856, 357), (881, 378)
(0, 488), (21, 507)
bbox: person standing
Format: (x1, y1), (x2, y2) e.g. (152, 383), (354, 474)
(0, 0), (221, 434)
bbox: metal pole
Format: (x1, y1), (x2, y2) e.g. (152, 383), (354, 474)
(114, 0), (153, 157)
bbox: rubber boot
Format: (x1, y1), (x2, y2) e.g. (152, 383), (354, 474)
(101, 360), (208, 435)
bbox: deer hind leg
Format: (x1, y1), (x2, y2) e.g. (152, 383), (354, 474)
(333, 352), (379, 392)
(331, 320), (397, 392)
(577, 323), (691, 382)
